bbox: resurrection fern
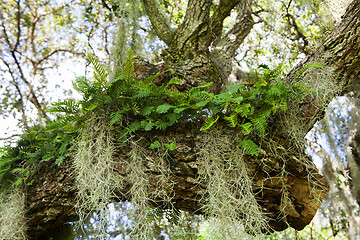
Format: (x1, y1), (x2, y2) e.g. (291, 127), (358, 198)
(0, 126), (75, 187)
(46, 56), (305, 157)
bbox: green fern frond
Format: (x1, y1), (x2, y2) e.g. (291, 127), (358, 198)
(88, 53), (109, 84)
(123, 49), (135, 81)
(131, 90), (152, 100)
(140, 120), (154, 131)
(224, 112), (238, 128)
(142, 72), (160, 85)
(166, 112), (180, 124)
(164, 77), (182, 88)
(234, 103), (253, 117)
(240, 122), (253, 135)
(156, 104), (175, 114)
(73, 76), (92, 94)
(47, 99), (79, 115)
(250, 114), (267, 136)
(188, 82), (213, 94)
(237, 139), (260, 156)
(110, 111), (124, 126)
(200, 115), (219, 131)
(155, 119), (170, 130)
(139, 106), (154, 116)
(128, 121), (142, 133)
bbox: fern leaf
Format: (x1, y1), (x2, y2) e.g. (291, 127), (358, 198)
(142, 72), (160, 85)
(188, 82), (213, 94)
(155, 119), (170, 130)
(73, 76), (91, 94)
(226, 84), (244, 94)
(139, 106), (154, 116)
(234, 103), (252, 117)
(123, 49), (135, 80)
(149, 141), (161, 149)
(141, 120), (154, 131)
(174, 107), (187, 114)
(132, 90), (151, 100)
(250, 114), (267, 136)
(200, 115), (219, 131)
(223, 112), (238, 128)
(88, 53), (109, 84)
(128, 121), (142, 133)
(240, 122), (253, 135)
(164, 77), (182, 88)
(110, 111), (124, 126)
(166, 112), (180, 124)
(157, 104), (175, 114)
(237, 139), (260, 156)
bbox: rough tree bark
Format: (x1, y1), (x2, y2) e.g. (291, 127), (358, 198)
(24, 0), (360, 238)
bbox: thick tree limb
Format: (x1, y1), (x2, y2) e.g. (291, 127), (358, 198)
(211, 0), (242, 41)
(211, 0), (254, 79)
(287, 0), (360, 83)
(141, 0), (174, 45)
(171, 0), (212, 52)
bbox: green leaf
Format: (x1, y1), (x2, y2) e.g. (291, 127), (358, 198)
(149, 141), (161, 149)
(165, 78), (182, 88)
(240, 122), (253, 135)
(132, 91), (151, 100)
(14, 178), (23, 187)
(224, 112), (238, 128)
(251, 114), (267, 136)
(55, 156), (65, 165)
(174, 107), (187, 114)
(227, 84), (244, 94)
(164, 142), (176, 151)
(234, 103), (252, 117)
(11, 168), (26, 174)
(238, 139), (260, 156)
(128, 121), (142, 133)
(139, 106), (154, 116)
(157, 104), (175, 114)
(141, 120), (154, 131)
(166, 113), (180, 124)
(85, 103), (98, 111)
(155, 119), (169, 130)
(200, 115), (219, 131)
(110, 111), (124, 125)
(26, 179), (35, 186)
(195, 100), (209, 108)
(41, 153), (54, 162)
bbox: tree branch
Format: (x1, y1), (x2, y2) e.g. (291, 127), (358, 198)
(1, 58), (29, 128)
(13, 0), (21, 52)
(141, 0), (174, 45)
(172, 0), (212, 52)
(211, 0), (254, 79)
(0, 134), (22, 141)
(211, 0), (241, 41)
(36, 49), (84, 66)
(284, 0), (309, 54)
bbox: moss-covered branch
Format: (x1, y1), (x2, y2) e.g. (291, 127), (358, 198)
(141, 0), (174, 45)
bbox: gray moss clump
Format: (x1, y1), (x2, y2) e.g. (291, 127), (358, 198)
(197, 128), (268, 238)
(73, 116), (123, 237)
(0, 188), (27, 240)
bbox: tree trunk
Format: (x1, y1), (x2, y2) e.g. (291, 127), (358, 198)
(24, 0), (360, 238)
